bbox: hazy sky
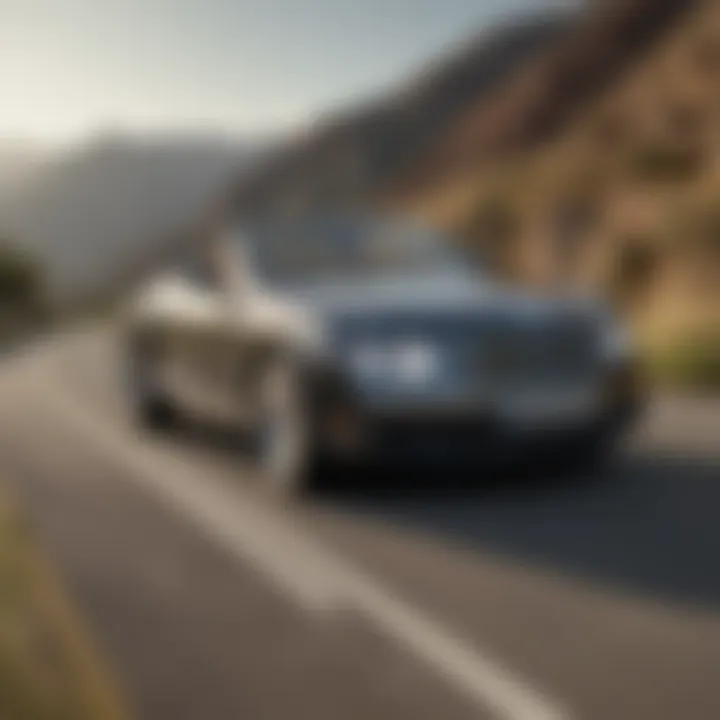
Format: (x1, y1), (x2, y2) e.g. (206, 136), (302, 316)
(0, 0), (562, 143)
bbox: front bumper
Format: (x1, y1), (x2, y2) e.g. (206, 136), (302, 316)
(317, 407), (629, 466)
(310, 363), (644, 466)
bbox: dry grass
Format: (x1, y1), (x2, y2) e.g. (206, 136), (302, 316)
(0, 495), (131, 720)
(642, 327), (720, 390)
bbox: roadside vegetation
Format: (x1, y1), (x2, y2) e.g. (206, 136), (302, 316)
(0, 493), (130, 720)
(0, 239), (50, 342)
(644, 329), (720, 390)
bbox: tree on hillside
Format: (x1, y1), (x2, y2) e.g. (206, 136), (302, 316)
(0, 240), (48, 336)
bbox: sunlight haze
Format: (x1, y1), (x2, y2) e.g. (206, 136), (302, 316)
(0, 0), (561, 143)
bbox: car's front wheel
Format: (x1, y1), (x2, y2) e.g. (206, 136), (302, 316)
(555, 426), (622, 476)
(127, 343), (178, 432)
(255, 358), (320, 496)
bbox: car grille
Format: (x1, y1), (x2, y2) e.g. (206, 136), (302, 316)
(478, 318), (600, 388)
(335, 310), (601, 398)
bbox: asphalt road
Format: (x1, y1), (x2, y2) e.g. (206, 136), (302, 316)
(0, 326), (719, 720)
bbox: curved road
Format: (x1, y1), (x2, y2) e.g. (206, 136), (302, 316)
(0, 326), (718, 720)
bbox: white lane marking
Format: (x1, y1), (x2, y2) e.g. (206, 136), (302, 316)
(38, 378), (571, 720)
(44, 395), (348, 612)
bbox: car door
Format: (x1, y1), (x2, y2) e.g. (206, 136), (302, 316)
(174, 231), (277, 428)
(158, 240), (243, 423)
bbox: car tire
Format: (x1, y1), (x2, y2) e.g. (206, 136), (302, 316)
(127, 346), (178, 433)
(562, 431), (618, 475)
(255, 358), (321, 497)
(137, 396), (178, 432)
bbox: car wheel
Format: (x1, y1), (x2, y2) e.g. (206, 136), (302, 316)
(562, 431), (618, 475)
(127, 347), (178, 432)
(138, 395), (178, 432)
(256, 358), (319, 496)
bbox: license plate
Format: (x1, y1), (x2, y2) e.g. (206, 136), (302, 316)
(499, 391), (598, 427)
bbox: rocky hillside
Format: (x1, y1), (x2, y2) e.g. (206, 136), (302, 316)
(392, 0), (720, 347)
(391, 0), (698, 202)
(227, 7), (574, 220)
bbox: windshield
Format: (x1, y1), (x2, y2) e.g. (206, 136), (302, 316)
(236, 212), (472, 285)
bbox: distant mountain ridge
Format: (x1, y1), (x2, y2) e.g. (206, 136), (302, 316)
(227, 7), (575, 220)
(2, 0), (702, 326)
(0, 7), (581, 305)
(0, 134), (260, 302)
(393, 0), (699, 203)
(0, 140), (55, 215)
(220, 0), (697, 225)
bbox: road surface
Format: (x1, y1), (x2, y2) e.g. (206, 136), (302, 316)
(0, 326), (718, 720)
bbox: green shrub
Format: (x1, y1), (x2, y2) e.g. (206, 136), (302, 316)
(0, 245), (42, 302)
(0, 243), (49, 337)
(645, 329), (720, 389)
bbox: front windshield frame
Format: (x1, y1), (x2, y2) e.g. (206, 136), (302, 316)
(234, 212), (475, 286)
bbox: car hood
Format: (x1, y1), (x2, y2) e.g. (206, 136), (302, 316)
(278, 271), (601, 324)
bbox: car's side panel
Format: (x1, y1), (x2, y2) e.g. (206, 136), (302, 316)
(127, 246), (318, 431)
(127, 277), (238, 422)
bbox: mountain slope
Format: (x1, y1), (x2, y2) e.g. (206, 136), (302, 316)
(391, 0), (699, 204)
(0, 140), (55, 217)
(227, 7), (574, 220)
(390, 0), (720, 342)
(0, 135), (259, 302)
